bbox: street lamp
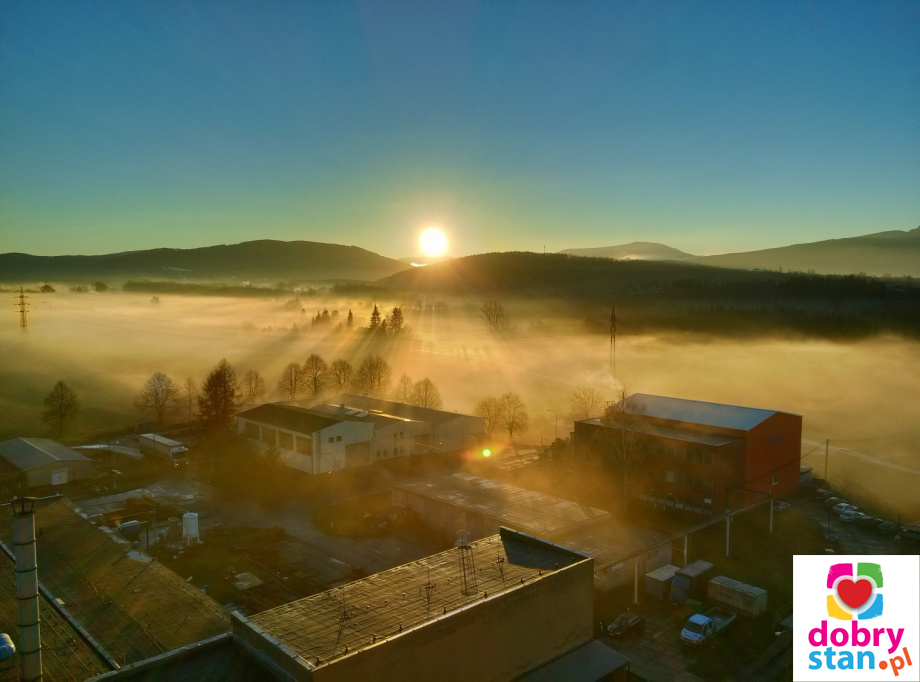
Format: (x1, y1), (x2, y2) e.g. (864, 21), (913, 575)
(10, 497), (36, 516)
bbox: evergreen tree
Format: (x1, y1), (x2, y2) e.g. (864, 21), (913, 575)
(389, 307), (404, 335)
(198, 359), (241, 432)
(369, 304), (381, 329)
(346, 310), (354, 328)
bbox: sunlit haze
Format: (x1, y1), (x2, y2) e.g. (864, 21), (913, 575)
(419, 227), (448, 258)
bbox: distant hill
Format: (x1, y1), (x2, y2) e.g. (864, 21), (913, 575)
(0, 240), (410, 283)
(691, 228), (920, 277)
(560, 242), (696, 261)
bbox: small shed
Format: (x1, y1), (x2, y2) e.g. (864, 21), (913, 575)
(0, 438), (93, 489)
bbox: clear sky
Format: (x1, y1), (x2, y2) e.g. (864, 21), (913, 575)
(1, 1), (917, 258)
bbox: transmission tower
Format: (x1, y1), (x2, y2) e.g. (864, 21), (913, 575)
(15, 287), (30, 331)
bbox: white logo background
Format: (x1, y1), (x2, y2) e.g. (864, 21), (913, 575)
(793, 555), (919, 681)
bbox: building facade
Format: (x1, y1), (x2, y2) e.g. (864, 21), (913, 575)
(573, 394), (802, 516)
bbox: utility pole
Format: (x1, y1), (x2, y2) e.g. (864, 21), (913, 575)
(824, 438), (829, 482)
(609, 305), (616, 375)
(15, 287), (30, 332)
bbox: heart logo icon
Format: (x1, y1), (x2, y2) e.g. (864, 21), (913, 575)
(837, 578), (873, 609)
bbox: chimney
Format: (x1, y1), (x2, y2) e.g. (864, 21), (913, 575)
(11, 497), (41, 682)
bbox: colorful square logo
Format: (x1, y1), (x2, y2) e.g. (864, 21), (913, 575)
(826, 562), (883, 620)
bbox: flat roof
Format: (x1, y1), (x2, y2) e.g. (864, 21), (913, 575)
(548, 519), (671, 571)
(325, 393), (479, 426)
(304, 402), (414, 430)
(626, 394), (796, 432)
(0, 437), (91, 470)
(520, 639), (631, 682)
(237, 404), (342, 435)
(249, 529), (588, 668)
(577, 417), (737, 446)
(0, 499), (230, 665)
(394, 471), (609, 535)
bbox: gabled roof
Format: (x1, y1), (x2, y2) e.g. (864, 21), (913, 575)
(625, 394), (794, 432)
(237, 404), (342, 435)
(0, 437), (91, 471)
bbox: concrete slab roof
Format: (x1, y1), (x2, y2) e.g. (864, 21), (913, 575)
(625, 394), (794, 432)
(248, 529), (588, 669)
(394, 471), (609, 536)
(0, 437), (91, 471)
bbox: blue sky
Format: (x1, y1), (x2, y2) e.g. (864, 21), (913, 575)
(1, 1), (917, 258)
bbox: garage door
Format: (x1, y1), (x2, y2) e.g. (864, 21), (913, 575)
(51, 469), (68, 486)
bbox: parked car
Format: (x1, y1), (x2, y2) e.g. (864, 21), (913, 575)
(833, 502), (858, 514)
(814, 488), (832, 499)
(855, 515), (880, 529)
(773, 501), (791, 512)
(840, 511), (867, 523)
(824, 497), (843, 507)
(823, 525), (839, 542)
(607, 612), (645, 637)
(876, 522), (899, 536)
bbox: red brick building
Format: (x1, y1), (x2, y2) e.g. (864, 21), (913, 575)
(573, 394), (802, 516)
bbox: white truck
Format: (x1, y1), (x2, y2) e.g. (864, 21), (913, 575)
(680, 607), (737, 646)
(138, 434), (188, 468)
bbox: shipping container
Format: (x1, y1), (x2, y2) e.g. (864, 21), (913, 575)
(708, 576), (768, 617)
(645, 564), (680, 600)
(670, 560), (714, 604)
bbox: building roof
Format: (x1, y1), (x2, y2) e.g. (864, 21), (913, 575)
(325, 393), (478, 426)
(237, 404), (342, 435)
(248, 528), (588, 669)
(548, 519), (671, 571)
(0, 554), (109, 680)
(623, 394), (795, 432)
(394, 471), (609, 536)
(0, 499), (230, 666)
(0, 437), (91, 471)
(88, 634), (283, 682)
(519, 639), (631, 682)
(304, 402), (414, 430)
(577, 417), (737, 447)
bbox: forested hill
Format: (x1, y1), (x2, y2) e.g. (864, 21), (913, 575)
(376, 252), (920, 339)
(0, 240), (409, 283)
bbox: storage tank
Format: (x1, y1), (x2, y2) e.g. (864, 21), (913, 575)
(708, 576), (768, 617)
(182, 512), (199, 545)
(0, 633), (15, 661)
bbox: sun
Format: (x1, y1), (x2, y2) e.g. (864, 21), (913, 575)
(419, 227), (448, 257)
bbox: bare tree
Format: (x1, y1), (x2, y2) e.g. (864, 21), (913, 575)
(302, 353), (328, 398)
(569, 385), (605, 420)
(498, 392), (529, 442)
(598, 389), (646, 511)
(394, 374), (414, 403)
(278, 362), (306, 400)
(242, 369), (266, 403)
(182, 377), (198, 422)
(329, 359), (354, 392)
(356, 354), (391, 397)
(135, 372), (180, 425)
(480, 299), (510, 332)
(42, 381), (80, 437)
(198, 359), (242, 432)
(412, 378), (442, 409)
(474, 396), (502, 436)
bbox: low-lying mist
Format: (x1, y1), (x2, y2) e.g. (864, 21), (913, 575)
(2, 290), (917, 518)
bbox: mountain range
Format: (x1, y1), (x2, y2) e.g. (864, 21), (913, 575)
(562, 228), (920, 278)
(0, 240), (409, 283)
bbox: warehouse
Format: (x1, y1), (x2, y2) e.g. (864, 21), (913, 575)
(392, 471), (609, 543)
(573, 394), (802, 516)
(0, 437), (93, 490)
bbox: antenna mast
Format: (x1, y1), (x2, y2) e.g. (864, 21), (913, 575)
(15, 287), (30, 332)
(455, 530), (477, 595)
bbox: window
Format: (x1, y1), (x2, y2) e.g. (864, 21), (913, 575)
(665, 471), (675, 483)
(336, 435), (342, 442)
(278, 431), (293, 451)
(261, 427), (276, 445)
(296, 436), (311, 455)
(772, 473), (779, 485)
(245, 422), (260, 439)
(328, 437), (334, 443)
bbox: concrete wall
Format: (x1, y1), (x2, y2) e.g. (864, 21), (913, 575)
(595, 543), (673, 591)
(432, 416), (486, 452)
(311, 557), (595, 682)
(25, 460), (92, 488)
(314, 422), (374, 473)
(372, 421), (431, 460)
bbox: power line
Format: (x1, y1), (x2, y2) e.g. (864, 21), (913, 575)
(14, 287), (29, 331)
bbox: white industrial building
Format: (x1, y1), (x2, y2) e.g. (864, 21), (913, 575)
(238, 396), (485, 475)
